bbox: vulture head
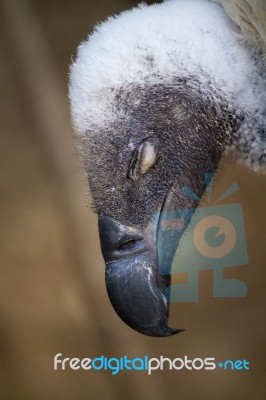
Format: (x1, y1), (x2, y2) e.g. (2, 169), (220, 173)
(69, 0), (266, 337)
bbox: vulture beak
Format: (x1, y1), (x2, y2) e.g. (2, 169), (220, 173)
(98, 209), (185, 337)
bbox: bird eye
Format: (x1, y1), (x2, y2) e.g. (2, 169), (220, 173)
(128, 139), (157, 180)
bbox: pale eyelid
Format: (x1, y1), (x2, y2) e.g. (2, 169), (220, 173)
(128, 138), (157, 180)
(139, 141), (157, 174)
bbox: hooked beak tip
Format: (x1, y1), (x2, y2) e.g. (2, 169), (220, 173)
(127, 325), (184, 337)
(158, 327), (185, 337)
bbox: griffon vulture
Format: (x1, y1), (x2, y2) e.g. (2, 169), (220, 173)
(69, 0), (266, 337)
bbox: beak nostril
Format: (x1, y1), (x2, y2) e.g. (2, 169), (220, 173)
(118, 238), (141, 252)
(98, 215), (145, 260)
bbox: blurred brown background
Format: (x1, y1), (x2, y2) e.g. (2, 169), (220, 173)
(0, 1), (265, 399)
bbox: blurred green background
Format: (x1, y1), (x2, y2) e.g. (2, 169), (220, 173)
(0, 1), (265, 399)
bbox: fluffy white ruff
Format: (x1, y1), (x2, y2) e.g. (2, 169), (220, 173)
(69, 0), (265, 170)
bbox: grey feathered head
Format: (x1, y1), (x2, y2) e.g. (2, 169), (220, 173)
(69, 0), (265, 336)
